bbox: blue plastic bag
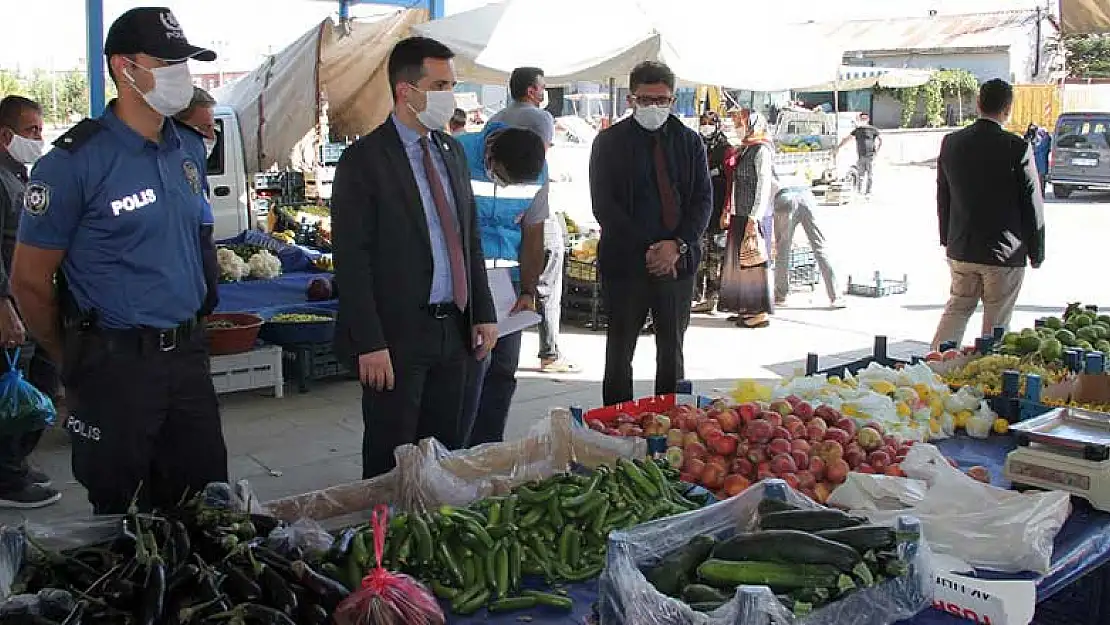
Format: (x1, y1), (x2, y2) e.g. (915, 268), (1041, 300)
(0, 349), (56, 435)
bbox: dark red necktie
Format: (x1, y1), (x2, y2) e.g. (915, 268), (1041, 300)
(419, 137), (468, 311)
(654, 135), (679, 231)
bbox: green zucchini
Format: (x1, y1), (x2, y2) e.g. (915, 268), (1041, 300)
(643, 535), (716, 597)
(696, 559), (841, 590)
(681, 583), (729, 604)
(757, 498), (800, 516)
(758, 509), (866, 532)
(711, 530), (861, 572)
(815, 525), (907, 552)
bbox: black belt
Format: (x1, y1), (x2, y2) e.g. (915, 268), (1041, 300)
(422, 302), (461, 319)
(98, 318), (200, 353)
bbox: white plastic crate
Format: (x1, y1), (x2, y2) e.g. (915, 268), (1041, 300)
(209, 345), (284, 398)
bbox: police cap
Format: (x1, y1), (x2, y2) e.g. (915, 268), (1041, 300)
(105, 7), (216, 62)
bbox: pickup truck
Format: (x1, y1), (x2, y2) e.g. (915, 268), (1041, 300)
(771, 110), (859, 187)
(205, 105), (263, 240)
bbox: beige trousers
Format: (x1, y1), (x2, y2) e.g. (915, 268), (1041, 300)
(932, 259), (1025, 349)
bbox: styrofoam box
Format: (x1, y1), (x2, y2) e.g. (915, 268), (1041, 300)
(210, 345), (284, 398)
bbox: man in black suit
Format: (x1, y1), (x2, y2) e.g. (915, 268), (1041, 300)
(589, 61), (712, 406)
(932, 78), (1045, 349)
(331, 36), (498, 478)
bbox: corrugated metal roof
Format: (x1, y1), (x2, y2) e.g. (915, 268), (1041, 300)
(804, 10), (1043, 53)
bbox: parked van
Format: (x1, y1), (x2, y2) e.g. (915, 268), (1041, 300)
(1048, 111), (1110, 199)
(205, 105), (265, 239)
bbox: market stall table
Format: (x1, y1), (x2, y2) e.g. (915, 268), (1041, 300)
(215, 271), (335, 315)
(442, 434), (1110, 625)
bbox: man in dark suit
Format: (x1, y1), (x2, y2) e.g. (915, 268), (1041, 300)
(589, 61), (712, 406)
(331, 36), (498, 478)
(932, 78), (1045, 349)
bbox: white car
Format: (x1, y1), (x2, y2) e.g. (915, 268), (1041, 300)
(548, 116), (598, 230)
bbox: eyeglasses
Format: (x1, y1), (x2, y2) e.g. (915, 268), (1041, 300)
(632, 95), (675, 107)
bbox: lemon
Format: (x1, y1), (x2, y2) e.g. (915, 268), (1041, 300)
(929, 418), (941, 434)
(993, 418), (1009, 434)
(929, 399), (944, 418)
(955, 410), (973, 428)
(896, 401), (911, 417)
(843, 404), (858, 417)
(870, 381), (896, 395)
(828, 375), (842, 386)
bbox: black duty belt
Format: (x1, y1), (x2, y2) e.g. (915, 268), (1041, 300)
(422, 302), (461, 319)
(98, 318), (200, 353)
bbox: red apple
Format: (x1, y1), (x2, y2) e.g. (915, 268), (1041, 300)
(771, 453), (798, 474)
(708, 433), (738, 456)
(864, 420), (886, 435)
(707, 454), (730, 471)
(683, 457), (706, 476)
(843, 448), (866, 469)
(679, 471), (698, 483)
(790, 439), (810, 454)
(785, 394), (803, 408)
(603, 427), (622, 436)
(790, 449), (809, 470)
(587, 419), (606, 432)
(780, 472), (801, 490)
(770, 400), (794, 416)
(716, 409), (741, 433)
(809, 456), (826, 479)
(814, 482), (833, 503)
(616, 423), (637, 436)
(683, 431), (702, 448)
(757, 463), (776, 481)
(814, 405), (840, 425)
(771, 425), (793, 442)
(815, 440), (844, 464)
(857, 463), (876, 474)
(768, 438), (792, 456)
(806, 418), (828, 441)
(826, 459), (850, 484)
(823, 427), (851, 445)
(834, 418), (857, 438)
(723, 474), (751, 497)
(697, 419), (722, 440)
(759, 411), (784, 428)
(747, 445), (769, 465)
(869, 450), (892, 470)
(700, 464), (726, 490)
(684, 441), (708, 460)
(616, 412), (639, 424)
(796, 470), (817, 489)
(737, 402), (760, 423)
(730, 457), (755, 478)
(793, 401), (815, 420)
(745, 419), (774, 443)
(783, 415), (805, 431)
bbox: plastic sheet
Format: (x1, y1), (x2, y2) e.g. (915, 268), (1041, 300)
(266, 518), (334, 557)
(397, 409), (644, 513)
(599, 479), (932, 625)
(829, 443), (1070, 574)
(0, 349), (56, 435)
(334, 505), (445, 625)
(264, 470), (398, 530)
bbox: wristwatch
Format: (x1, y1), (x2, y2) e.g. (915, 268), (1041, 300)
(674, 238), (689, 254)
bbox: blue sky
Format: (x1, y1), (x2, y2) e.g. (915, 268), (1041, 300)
(0, 0), (1046, 74)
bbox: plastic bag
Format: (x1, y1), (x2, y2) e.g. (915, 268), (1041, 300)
(333, 505), (445, 625)
(0, 588), (77, 619)
(0, 349), (55, 435)
(0, 528), (23, 601)
(828, 443), (1069, 573)
(599, 479), (932, 625)
(398, 409), (642, 513)
(963, 401), (997, 439)
(266, 518), (334, 557)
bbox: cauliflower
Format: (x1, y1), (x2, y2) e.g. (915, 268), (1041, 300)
(248, 249), (282, 280)
(217, 247), (250, 282)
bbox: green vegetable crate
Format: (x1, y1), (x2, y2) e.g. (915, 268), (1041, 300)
(599, 479), (932, 625)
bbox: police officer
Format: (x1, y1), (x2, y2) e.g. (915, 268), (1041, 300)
(457, 122), (546, 446)
(11, 7), (226, 514)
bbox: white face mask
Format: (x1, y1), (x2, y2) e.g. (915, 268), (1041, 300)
(6, 134), (44, 164)
(699, 124), (716, 137)
(203, 137), (217, 158)
(125, 60), (195, 117)
(409, 86), (457, 131)
(633, 105), (670, 131)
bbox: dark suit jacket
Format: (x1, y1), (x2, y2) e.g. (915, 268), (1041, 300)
(937, 119), (1045, 267)
(330, 118), (496, 362)
(589, 115), (712, 280)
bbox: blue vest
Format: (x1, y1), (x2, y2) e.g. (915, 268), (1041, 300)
(457, 123), (545, 278)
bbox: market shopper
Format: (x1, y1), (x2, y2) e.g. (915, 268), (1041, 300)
(457, 123), (546, 446)
(719, 109), (775, 329)
(691, 111), (736, 314)
(931, 79), (1044, 349)
(331, 36), (498, 478)
(837, 112), (882, 198)
(449, 108), (467, 135)
(1024, 122), (1051, 196)
(12, 7), (227, 514)
(772, 178), (844, 309)
(488, 67), (577, 373)
(0, 96), (60, 509)
(174, 86), (217, 156)
(590, 61), (711, 406)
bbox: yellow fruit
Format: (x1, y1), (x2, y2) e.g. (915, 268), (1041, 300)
(955, 410), (972, 429)
(896, 401), (911, 417)
(870, 381), (896, 395)
(929, 399), (944, 418)
(828, 376), (842, 385)
(993, 418), (1009, 434)
(929, 418), (941, 434)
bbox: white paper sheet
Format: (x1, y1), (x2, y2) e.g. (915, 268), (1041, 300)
(487, 268), (541, 336)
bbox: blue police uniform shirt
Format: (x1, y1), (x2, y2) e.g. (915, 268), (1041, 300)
(18, 105), (212, 329)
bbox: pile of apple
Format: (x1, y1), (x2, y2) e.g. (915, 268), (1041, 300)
(587, 396), (916, 503)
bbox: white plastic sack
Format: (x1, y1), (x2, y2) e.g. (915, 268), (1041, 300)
(599, 480), (932, 625)
(828, 444), (1070, 573)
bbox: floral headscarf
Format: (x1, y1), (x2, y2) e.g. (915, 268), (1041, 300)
(736, 108), (771, 147)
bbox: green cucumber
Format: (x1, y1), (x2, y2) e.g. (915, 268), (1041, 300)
(712, 530), (861, 572)
(696, 559), (841, 590)
(758, 509), (867, 532)
(815, 525), (917, 552)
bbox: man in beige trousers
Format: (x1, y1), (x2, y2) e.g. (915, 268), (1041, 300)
(932, 79), (1045, 349)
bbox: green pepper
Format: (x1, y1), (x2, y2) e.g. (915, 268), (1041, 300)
(642, 457), (670, 491)
(488, 596), (538, 612)
(619, 458), (660, 497)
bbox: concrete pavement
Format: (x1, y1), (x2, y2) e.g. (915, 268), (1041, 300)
(6, 163), (1106, 526)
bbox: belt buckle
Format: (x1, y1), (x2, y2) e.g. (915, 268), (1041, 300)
(432, 305), (449, 320)
(158, 329), (177, 352)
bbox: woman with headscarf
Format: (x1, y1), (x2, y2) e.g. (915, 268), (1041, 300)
(692, 111), (737, 314)
(719, 109), (775, 328)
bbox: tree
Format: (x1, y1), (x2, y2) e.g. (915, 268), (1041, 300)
(1051, 34), (1110, 78)
(0, 71), (24, 98)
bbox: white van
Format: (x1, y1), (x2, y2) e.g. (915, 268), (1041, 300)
(205, 105), (263, 240)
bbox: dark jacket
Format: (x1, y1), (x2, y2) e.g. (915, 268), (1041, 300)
(0, 151), (27, 299)
(589, 115), (712, 279)
(937, 119), (1045, 267)
(330, 118), (496, 362)
(704, 132), (735, 233)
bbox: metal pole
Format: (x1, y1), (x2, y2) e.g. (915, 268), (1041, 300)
(338, 0), (350, 20)
(86, 0), (105, 116)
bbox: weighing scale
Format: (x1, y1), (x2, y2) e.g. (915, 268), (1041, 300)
(1005, 406), (1110, 512)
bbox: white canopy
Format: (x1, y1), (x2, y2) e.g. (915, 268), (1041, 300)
(413, 0), (844, 92)
(794, 66), (935, 93)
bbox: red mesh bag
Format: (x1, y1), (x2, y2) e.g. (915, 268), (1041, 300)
(333, 505), (446, 625)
